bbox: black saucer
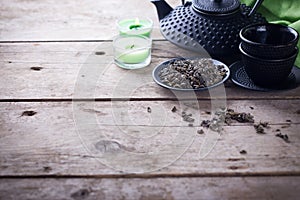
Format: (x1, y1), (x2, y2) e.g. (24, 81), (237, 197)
(230, 61), (298, 92)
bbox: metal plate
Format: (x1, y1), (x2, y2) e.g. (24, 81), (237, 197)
(152, 58), (230, 91)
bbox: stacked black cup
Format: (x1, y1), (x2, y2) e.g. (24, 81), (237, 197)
(239, 23), (299, 87)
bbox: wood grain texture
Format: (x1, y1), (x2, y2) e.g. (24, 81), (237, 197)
(1, 177), (300, 200)
(0, 0), (183, 41)
(1, 0), (300, 199)
(1, 101), (299, 176)
(1, 42), (300, 100)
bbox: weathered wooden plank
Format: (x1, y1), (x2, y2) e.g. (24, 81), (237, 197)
(0, 42), (300, 100)
(1, 177), (300, 200)
(0, 0), (178, 41)
(0, 101), (299, 176)
(1, 1), (299, 198)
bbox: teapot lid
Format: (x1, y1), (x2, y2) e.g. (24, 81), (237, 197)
(192, 0), (240, 14)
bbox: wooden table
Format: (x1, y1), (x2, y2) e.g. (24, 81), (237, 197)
(1, 0), (300, 199)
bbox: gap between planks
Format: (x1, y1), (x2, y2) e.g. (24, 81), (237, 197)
(1, 96), (300, 102)
(1, 172), (300, 180)
(0, 39), (167, 44)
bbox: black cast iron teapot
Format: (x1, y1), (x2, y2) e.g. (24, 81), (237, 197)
(151, 0), (266, 63)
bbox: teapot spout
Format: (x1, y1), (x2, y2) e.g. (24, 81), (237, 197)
(150, 0), (173, 21)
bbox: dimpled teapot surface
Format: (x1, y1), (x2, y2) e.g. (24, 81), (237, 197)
(151, 0), (266, 64)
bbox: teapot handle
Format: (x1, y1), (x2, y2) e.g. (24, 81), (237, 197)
(247, 0), (264, 17)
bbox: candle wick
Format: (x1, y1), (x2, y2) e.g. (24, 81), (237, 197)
(129, 18), (142, 30)
(129, 24), (142, 30)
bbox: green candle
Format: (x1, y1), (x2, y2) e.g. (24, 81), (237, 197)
(118, 44), (151, 64)
(117, 17), (153, 37)
(113, 35), (152, 69)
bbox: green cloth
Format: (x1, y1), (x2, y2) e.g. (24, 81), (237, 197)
(240, 0), (300, 67)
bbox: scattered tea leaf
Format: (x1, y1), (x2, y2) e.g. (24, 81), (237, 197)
(276, 133), (290, 143)
(201, 120), (210, 128)
(182, 112), (195, 123)
(171, 106), (177, 112)
(253, 121), (271, 134)
(286, 119), (292, 123)
(147, 107), (151, 113)
(30, 66), (43, 71)
(43, 166), (52, 172)
(250, 106), (254, 110)
(224, 117), (232, 125)
(228, 166), (240, 170)
(217, 108), (254, 125)
(200, 109), (225, 132)
(197, 129), (204, 134)
(239, 150), (247, 154)
(254, 123), (265, 134)
(199, 108), (256, 133)
(227, 109), (254, 123)
(95, 51), (105, 55)
(259, 121), (270, 128)
(71, 188), (90, 199)
(209, 118), (223, 132)
(21, 111), (37, 117)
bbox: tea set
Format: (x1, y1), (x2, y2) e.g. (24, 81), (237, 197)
(150, 0), (300, 91)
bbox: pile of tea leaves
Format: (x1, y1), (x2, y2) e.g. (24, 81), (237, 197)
(158, 58), (228, 89)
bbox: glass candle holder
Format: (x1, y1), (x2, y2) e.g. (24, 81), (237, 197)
(117, 17), (153, 37)
(113, 35), (152, 69)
